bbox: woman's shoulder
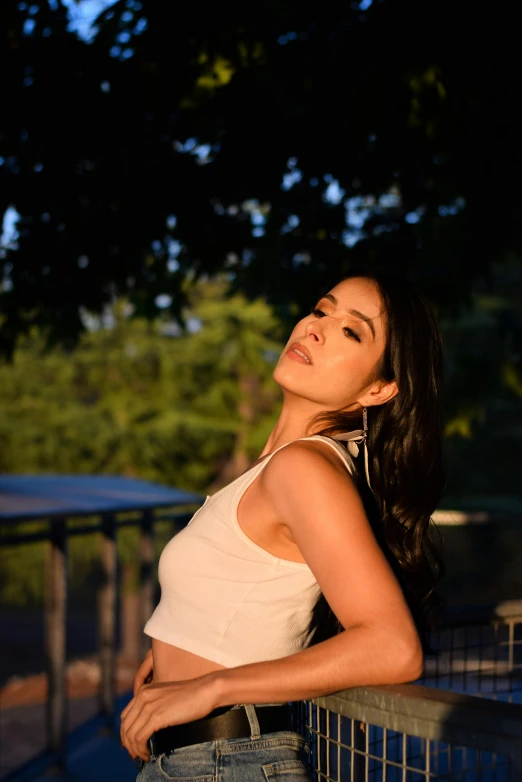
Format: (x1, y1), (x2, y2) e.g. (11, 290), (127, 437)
(261, 437), (356, 493)
(256, 437), (362, 532)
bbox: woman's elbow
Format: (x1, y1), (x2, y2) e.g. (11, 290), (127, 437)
(402, 639), (424, 682)
(387, 630), (424, 683)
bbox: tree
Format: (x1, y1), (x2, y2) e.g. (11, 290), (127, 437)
(2, 0), (522, 357)
(183, 280), (282, 484)
(0, 278), (281, 487)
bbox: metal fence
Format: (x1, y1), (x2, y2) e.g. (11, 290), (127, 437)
(292, 601), (522, 781)
(0, 490), (199, 778)
(422, 601), (522, 705)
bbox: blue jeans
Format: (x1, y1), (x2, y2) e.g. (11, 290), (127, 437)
(136, 703), (315, 782)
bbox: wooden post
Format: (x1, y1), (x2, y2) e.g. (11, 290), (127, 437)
(139, 510), (154, 659)
(121, 563), (141, 664)
(98, 513), (117, 716)
(44, 518), (68, 759)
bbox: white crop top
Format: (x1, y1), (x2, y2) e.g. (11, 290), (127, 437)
(144, 434), (360, 667)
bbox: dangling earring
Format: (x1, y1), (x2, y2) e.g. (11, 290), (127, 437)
(362, 406), (373, 491)
(330, 408), (373, 491)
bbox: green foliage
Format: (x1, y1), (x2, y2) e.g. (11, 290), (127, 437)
(0, 525), (104, 607)
(0, 522), (46, 606)
(0, 279), (281, 488)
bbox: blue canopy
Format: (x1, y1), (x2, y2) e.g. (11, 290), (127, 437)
(0, 474), (203, 522)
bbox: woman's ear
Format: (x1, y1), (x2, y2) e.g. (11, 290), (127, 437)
(358, 379), (398, 409)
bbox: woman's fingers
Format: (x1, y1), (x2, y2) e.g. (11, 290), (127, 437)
(120, 675), (219, 761)
(121, 686), (142, 723)
(122, 687), (160, 759)
(121, 689), (157, 760)
(120, 697), (137, 753)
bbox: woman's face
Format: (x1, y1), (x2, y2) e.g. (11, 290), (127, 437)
(274, 277), (394, 411)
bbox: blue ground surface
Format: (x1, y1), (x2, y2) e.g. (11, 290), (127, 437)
(33, 734), (137, 782)
(24, 694), (137, 782)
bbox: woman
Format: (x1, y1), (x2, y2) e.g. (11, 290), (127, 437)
(120, 273), (444, 780)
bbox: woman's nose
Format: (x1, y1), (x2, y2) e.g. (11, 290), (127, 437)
(304, 317), (325, 343)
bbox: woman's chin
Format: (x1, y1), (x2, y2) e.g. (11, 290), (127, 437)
(272, 365), (305, 392)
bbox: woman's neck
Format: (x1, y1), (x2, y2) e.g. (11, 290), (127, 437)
(260, 396), (324, 457)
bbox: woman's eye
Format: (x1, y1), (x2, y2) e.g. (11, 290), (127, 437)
(312, 308), (361, 342)
(343, 327), (361, 342)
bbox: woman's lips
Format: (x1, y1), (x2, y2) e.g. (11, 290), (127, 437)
(286, 343), (312, 364)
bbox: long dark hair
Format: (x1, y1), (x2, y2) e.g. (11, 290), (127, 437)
(309, 273), (445, 644)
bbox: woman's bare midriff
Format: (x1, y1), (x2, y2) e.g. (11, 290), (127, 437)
(152, 639), (228, 683)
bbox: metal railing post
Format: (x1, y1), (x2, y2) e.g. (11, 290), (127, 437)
(44, 517), (68, 761)
(140, 509), (155, 659)
(98, 513), (118, 716)
(352, 719), (367, 782)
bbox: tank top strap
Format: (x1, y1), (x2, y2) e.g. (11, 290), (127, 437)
(297, 434), (357, 475)
(228, 433), (357, 526)
(230, 433), (357, 508)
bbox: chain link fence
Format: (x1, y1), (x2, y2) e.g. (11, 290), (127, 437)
(293, 601), (522, 781)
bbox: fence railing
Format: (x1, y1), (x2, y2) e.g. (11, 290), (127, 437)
(295, 684), (522, 780)
(294, 601), (522, 781)
(0, 501), (198, 777)
(422, 601), (522, 704)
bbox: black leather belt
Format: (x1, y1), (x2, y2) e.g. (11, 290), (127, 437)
(152, 704), (293, 755)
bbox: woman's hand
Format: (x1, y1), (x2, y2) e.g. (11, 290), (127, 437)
(120, 672), (221, 761)
(133, 649), (153, 696)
